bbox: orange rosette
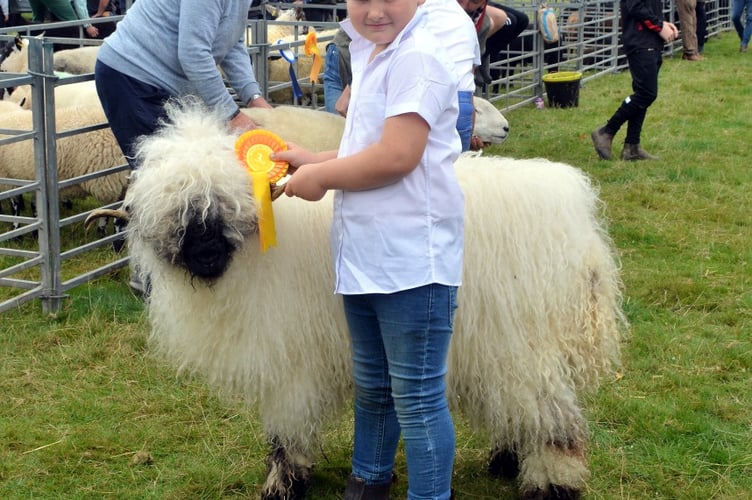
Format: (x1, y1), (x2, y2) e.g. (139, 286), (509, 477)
(235, 129), (289, 183)
(304, 29), (322, 84)
(234, 129), (289, 252)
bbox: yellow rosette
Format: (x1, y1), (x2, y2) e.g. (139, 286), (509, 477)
(235, 130), (289, 252)
(305, 29), (322, 84)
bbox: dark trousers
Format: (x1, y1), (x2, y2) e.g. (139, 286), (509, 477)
(697, 1), (708, 52)
(94, 60), (170, 169)
(605, 48), (662, 145)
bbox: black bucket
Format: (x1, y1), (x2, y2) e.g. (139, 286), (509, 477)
(542, 71), (582, 108)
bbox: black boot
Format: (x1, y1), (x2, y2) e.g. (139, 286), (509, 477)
(621, 143), (659, 161)
(343, 474), (395, 500)
(591, 126), (614, 160)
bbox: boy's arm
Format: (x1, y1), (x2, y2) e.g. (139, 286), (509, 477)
(282, 113), (430, 201)
(622, 0), (672, 36)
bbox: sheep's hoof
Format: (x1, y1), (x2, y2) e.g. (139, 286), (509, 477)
(520, 485), (582, 500)
(261, 439), (312, 500)
(487, 448), (519, 480)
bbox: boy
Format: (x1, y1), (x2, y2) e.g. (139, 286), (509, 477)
(273, 0), (463, 497)
(591, 0), (678, 161)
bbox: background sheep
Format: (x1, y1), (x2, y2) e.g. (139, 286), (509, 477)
(112, 100), (625, 500)
(243, 97), (509, 152)
(266, 28), (338, 104)
(0, 103), (127, 206)
(53, 46), (101, 75)
(8, 79), (101, 110)
(0, 34), (25, 74)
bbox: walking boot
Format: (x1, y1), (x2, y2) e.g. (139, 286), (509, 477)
(591, 127), (614, 160)
(621, 143), (659, 161)
(343, 474), (395, 500)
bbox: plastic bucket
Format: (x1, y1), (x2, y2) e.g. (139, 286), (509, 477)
(542, 71), (582, 108)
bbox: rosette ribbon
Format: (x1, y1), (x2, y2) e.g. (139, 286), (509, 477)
(234, 130), (289, 252)
(275, 39), (303, 101)
(304, 30), (322, 84)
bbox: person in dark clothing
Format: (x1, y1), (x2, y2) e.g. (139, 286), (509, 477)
(458, 0), (528, 84)
(591, 0), (678, 161)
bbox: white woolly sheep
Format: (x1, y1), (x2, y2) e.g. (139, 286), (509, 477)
(98, 99), (625, 500)
(243, 98), (509, 152)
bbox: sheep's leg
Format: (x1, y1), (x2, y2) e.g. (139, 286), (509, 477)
(112, 217), (127, 253)
(10, 195), (24, 230)
(487, 447), (520, 480)
(517, 438), (589, 500)
(261, 436), (314, 500)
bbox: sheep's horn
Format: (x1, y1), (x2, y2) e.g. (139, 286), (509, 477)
(84, 208), (129, 231)
(271, 184), (285, 201)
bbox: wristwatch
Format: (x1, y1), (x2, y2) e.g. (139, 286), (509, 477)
(250, 93), (262, 103)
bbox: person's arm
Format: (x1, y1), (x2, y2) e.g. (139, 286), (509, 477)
(71, 0), (99, 37)
(91, 0), (111, 17)
(280, 113), (429, 201)
(623, 0), (677, 39)
(1, 0), (9, 21)
(177, 0), (260, 127)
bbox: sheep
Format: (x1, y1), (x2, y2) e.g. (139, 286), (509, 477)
(262, 5), (305, 45)
(266, 28), (338, 104)
(242, 97), (509, 153)
(93, 99), (625, 499)
(0, 35), (24, 71)
(0, 103), (128, 207)
(241, 105), (345, 152)
(0, 34), (25, 74)
(53, 45), (101, 75)
(9, 79), (101, 110)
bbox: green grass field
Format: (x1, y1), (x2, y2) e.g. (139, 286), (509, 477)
(1, 31), (750, 498)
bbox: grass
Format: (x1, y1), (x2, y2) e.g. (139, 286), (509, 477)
(1, 31), (751, 498)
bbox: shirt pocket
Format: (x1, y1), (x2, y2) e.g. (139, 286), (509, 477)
(351, 93), (386, 148)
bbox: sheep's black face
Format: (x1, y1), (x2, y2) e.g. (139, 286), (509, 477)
(179, 216), (235, 281)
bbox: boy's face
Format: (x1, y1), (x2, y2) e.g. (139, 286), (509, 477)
(347, 0), (423, 48)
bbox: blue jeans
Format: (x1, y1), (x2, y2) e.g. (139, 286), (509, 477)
(343, 284), (457, 500)
(323, 42), (343, 114)
(732, 0), (752, 46)
(456, 91), (473, 152)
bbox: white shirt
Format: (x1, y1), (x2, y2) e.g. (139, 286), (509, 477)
(421, 0), (480, 92)
(333, 13), (464, 295)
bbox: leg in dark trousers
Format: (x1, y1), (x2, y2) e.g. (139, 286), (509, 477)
(485, 3), (529, 80)
(94, 60), (170, 169)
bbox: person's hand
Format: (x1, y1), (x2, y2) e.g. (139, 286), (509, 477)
(335, 85), (350, 117)
(282, 163), (327, 201)
(270, 142), (315, 173)
(229, 110), (259, 132)
(248, 96), (273, 109)
(660, 22), (678, 43)
(85, 25), (99, 38)
(470, 136), (486, 151)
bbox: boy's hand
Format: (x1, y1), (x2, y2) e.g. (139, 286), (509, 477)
(660, 22), (679, 43)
